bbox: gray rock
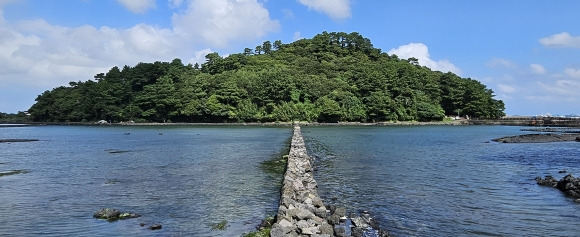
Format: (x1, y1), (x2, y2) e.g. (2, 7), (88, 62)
(93, 208), (120, 220)
(334, 207), (347, 217)
(279, 219), (294, 228)
(334, 225), (347, 237)
(295, 209), (314, 220)
(352, 227), (364, 237)
(300, 226), (320, 235)
(327, 213), (340, 225)
(319, 223), (334, 235)
(296, 220), (309, 229)
(271, 224), (293, 237)
(351, 216), (368, 228)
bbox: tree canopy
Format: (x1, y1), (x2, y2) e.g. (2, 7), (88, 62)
(28, 31), (505, 123)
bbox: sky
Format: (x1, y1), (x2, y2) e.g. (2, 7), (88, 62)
(1, 0), (579, 116)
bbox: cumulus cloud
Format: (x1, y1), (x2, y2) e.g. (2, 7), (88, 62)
(172, 0), (280, 48)
(539, 32), (580, 48)
(530, 64), (546, 75)
(297, 0), (351, 20)
(0, 0), (279, 88)
(117, 0), (156, 13)
(388, 43), (461, 75)
(0, 14), (212, 89)
(565, 67), (580, 79)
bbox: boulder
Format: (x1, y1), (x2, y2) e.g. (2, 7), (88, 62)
(93, 208), (120, 220)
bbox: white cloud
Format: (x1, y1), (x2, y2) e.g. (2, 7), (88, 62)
(497, 84), (516, 93)
(282, 9), (294, 19)
(172, 0), (280, 48)
(117, 0), (156, 13)
(293, 31), (302, 41)
(0, 0), (279, 88)
(486, 58), (516, 69)
(539, 32), (580, 48)
(297, 0), (351, 20)
(189, 48), (213, 65)
(168, 0), (184, 8)
(530, 64), (546, 75)
(537, 80), (580, 96)
(388, 43), (461, 75)
(0, 14), (209, 89)
(565, 67), (580, 79)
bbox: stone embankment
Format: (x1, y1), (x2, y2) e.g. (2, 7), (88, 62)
(270, 126), (390, 237)
(271, 125), (334, 236)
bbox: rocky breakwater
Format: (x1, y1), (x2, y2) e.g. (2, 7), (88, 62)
(271, 125), (334, 237)
(536, 173), (580, 202)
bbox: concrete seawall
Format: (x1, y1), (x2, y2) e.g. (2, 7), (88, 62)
(271, 125), (334, 236)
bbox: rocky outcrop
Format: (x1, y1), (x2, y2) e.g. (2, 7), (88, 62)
(493, 133), (579, 143)
(93, 208), (140, 221)
(271, 125), (333, 237)
(536, 174), (580, 199)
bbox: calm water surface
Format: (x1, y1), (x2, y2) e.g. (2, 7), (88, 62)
(3, 125), (580, 236)
(303, 125), (580, 237)
(0, 125), (291, 236)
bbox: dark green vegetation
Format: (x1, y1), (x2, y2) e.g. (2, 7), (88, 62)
(0, 112), (32, 123)
(29, 32), (504, 123)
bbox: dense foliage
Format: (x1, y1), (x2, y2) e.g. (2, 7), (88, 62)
(0, 112), (32, 123)
(29, 32), (505, 123)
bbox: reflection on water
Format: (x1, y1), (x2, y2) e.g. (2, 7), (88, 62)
(0, 125), (291, 236)
(303, 125), (580, 237)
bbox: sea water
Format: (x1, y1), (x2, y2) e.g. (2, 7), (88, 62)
(0, 125), (291, 236)
(3, 125), (580, 236)
(302, 125), (580, 237)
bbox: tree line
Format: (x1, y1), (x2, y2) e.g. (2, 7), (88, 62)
(28, 31), (505, 123)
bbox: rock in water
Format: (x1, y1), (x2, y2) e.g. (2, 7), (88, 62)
(93, 208), (120, 220)
(93, 208), (140, 221)
(149, 224), (162, 230)
(119, 212), (141, 219)
(535, 176), (558, 187)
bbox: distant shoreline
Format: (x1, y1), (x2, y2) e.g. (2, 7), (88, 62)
(2, 121), (470, 127)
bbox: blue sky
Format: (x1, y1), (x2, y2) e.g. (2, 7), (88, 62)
(1, 0), (579, 116)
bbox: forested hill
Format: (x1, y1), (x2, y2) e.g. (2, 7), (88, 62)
(29, 31), (505, 123)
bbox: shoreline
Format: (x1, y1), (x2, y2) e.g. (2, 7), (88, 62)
(2, 120), (470, 127)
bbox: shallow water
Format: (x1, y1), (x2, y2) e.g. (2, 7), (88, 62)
(302, 125), (580, 237)
(0, 125), (291, 236)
